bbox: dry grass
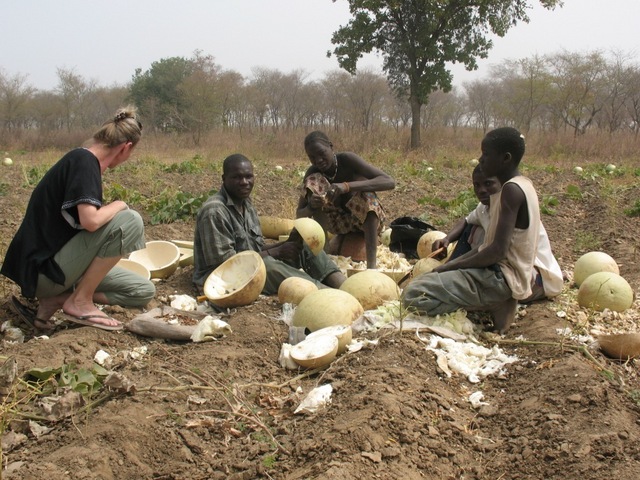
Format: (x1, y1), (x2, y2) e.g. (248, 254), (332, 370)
(5, 126), (640, 165)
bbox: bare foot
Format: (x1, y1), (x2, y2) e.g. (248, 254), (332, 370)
(62, 299), (120, 328)
(489, 297), (518, 334)
(36, 295), (68, 322)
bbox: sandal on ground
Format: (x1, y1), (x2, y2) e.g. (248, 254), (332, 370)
(10, 296), (57, 333)
(61, 312), (123, 332)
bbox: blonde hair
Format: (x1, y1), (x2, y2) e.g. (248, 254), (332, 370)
(92, 105), (143, 148)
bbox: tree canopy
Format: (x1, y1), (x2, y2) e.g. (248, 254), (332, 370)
(329, 0), (563, 148)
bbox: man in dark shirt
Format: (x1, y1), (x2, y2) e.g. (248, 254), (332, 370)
(193, 154), (345, 295)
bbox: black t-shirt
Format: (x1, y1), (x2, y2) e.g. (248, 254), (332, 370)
(1, 148), (103, 297)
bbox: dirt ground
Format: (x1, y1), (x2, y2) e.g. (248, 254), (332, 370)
(1, 150), (640, 480)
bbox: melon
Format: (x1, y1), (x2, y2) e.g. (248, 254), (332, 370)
(577, 271), (634, 312)
(305, 325), (353, 355)
(277, 277), (318, 305)
(417, 231), (447, 259)
(598, 333), (640, 360)
(203, 251), (266, 308)
(116, 258), (151, 280)
(290, 335), (339, 369)
(293, 217), (325, 255)
(380, 228), (392, 247)
(293, 289), (363, 332)
(259, 216), (295, 240)
(573, 251), (619, 287)
(339, 269), (400, 310)
(411, 257), (442, 278)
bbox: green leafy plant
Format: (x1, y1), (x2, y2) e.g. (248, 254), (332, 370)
(103, 182), (143, 205)
(624, 199), (640, 217)
(262, 454), (278, 469)
(573, 230), (602, 253)
(148, 188), (215, 224)
(419, 188), (469, 208)
(418, 188), (478, 219)
(22, 164), (50, 187)
(0, 182), (8, 196)
(565, 184), (583, 200)
(25, 363), (110, 397)
(162, 155), (204, 174)
(540, 195), (559, 215)
(1, 365), (43, 472)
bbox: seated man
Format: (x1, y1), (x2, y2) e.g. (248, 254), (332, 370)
(193, 154), (346, 295)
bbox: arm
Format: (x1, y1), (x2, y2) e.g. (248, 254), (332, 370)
(433, 218), (467, 252)
(77, 201), (129, 232)
(261, 227), (303, 263)
(196, 209), (239, 274)
(435, 183), (525, 273)
(261, 240), (303, 263)
(332, 152), (395, 196)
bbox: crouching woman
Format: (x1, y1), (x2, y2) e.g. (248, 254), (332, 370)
(1, 106), (155, 331)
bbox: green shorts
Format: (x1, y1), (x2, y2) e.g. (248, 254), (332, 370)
(401, 267), (512, 315)
(35, 209), (155, 307)
(262, 245), (341, 295)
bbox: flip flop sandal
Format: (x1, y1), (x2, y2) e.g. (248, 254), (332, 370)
(10, 295), (36, 328)
(10, 296), (57, 333)
(62, 313), (124, 332)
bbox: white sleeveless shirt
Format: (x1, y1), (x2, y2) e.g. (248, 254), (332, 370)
(480, 176), (540, 300)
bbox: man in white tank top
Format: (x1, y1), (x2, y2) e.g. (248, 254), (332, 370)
(402, 128), (541, 334)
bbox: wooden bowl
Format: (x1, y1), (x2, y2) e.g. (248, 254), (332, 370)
(203, 251), (266, 308)
(178, 247), (194, 267)
(129, 241), (180, 279)
(116, 259), (151, 280)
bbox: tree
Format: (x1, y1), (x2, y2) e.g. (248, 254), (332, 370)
(320, 70), (352, 130)
(329, 0), (563, 148)
(56, 68), (96, 132)
(129, 56), (195, 132)
(344, 68), (390, 131)
(547, 51), (607, 136)
(0, 70), (35, 132)
(491, 55), (551, 133)
(216, 70), (245, 130)
(624, 66), (640, 137)
(177, 52), (223, 145)
(465, 79), (497, 133)
(599, 50), (634, 134)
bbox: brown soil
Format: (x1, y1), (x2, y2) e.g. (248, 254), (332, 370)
(1, 151), (640, 479)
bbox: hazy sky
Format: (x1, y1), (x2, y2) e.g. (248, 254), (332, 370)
(3, 0), (639, 90)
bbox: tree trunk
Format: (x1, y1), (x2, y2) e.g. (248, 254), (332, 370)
(410, 95), (422, 149)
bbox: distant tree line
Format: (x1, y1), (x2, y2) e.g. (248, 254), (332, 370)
(2, 49), (640, 148)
